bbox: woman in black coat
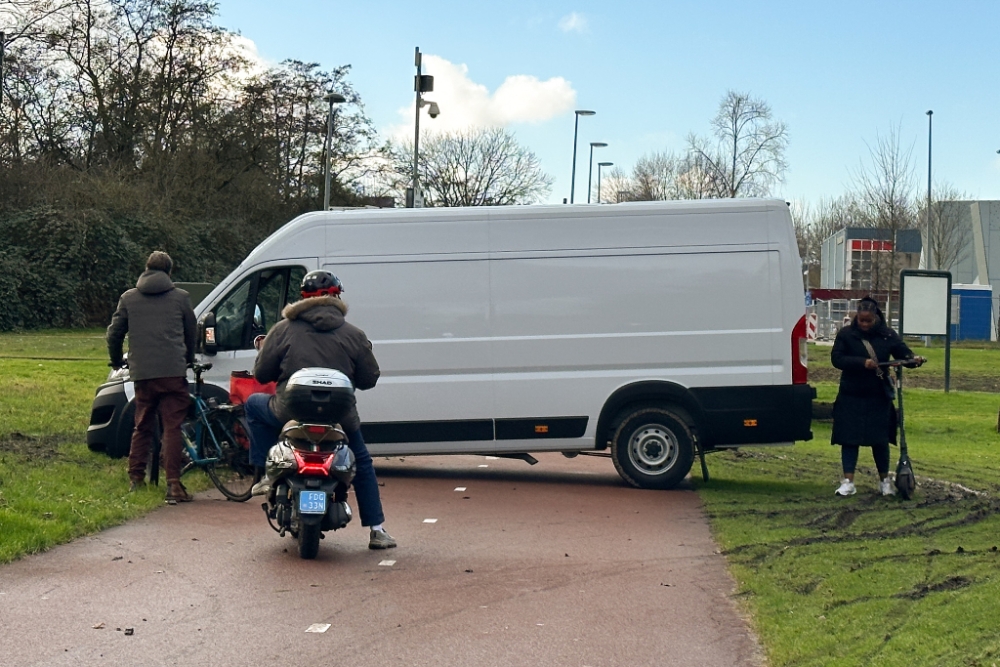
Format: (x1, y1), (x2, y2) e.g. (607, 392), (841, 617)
(831, 297), (924, 496)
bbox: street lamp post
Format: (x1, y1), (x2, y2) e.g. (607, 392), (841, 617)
(926, 110), (933, 270)
(597, 161), (613, 204)
(0, 32), (5, 112)
(587, 142), (607, 204)
(570, 110), (595, 203)
(409, 47), (439, 208)
(322, 92), (346, 211)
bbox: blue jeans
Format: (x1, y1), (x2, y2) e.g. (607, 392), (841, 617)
(244, 393), (385, 527)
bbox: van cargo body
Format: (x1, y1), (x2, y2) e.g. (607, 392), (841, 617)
(88, 199), (813, 489)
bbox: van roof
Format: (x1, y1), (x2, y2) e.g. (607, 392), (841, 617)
(242, 198), (790, 268)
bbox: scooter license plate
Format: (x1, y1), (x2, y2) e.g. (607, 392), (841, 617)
(298, 491), (327, 514)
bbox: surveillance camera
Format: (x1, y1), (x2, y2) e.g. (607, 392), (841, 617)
(428, 101), (441, 119)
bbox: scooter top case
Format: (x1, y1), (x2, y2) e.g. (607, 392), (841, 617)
(281, 368), (355, 424)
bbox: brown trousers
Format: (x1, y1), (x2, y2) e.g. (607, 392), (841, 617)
(127, 377), (190, 482)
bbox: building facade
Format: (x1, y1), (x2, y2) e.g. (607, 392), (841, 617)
(928, 201), (1000, 340)
(820, 227), (922, 289)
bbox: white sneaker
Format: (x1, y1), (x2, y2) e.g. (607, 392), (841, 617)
(835, 479), (856, 496)
(879, 479), (896, 496)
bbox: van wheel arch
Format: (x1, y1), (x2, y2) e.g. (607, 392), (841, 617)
(595, 381), (703, 451)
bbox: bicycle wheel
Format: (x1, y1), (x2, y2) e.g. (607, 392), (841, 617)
(204, 409), (256, 502)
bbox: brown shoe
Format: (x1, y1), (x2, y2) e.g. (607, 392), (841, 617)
(165, 480), (193, 504)
(128, 478), (146, 493)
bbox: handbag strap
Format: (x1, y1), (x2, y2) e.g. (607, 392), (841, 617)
(861, 339), (885, 381)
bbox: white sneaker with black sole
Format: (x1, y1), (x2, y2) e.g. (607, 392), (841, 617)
(835, 479), (856, 496)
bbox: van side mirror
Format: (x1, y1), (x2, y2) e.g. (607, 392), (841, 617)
(199, 312), (218, 356)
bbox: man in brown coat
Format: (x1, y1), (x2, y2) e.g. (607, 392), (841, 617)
(107, 251), (196, 503)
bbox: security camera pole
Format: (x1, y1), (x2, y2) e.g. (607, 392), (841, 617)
(410, 46), (437, 208)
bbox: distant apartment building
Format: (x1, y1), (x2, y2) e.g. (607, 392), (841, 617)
(820, 227), (922, 289)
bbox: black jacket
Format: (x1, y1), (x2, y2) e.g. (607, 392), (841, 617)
(831, 322), (913, 399)
(830, 320), (913, 446)
(107, 271), (196, 382)
(253, 296), (379, 431)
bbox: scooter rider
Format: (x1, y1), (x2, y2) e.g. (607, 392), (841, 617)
(244, 270), (396, 550)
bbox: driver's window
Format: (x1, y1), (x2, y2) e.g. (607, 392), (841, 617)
(214, 278), (251, 351)
(212, 266), (307, 351)
(253, 269), (288, 338)
(286, 267), (306, 308)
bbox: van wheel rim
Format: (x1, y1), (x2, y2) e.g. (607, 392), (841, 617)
(628, 424), (678, 475)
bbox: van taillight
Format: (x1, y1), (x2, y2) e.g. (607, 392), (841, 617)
(792, 314), (808, 384)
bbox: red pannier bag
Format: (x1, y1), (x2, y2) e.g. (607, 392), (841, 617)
(229, 370), (276, 405)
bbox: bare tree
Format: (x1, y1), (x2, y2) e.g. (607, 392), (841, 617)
(605, 150), (719, 203)
(687, 90), (788, 198)
(393, 127), (552, 206)
(597, 166), (635, 203)
(919, 183), (972, 272)
(852, 124), (917, 320)
(618, 150), (684, 201)
(791, 195), (866, 287)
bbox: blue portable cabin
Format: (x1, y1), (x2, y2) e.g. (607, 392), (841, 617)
(950, 284), (994, 341)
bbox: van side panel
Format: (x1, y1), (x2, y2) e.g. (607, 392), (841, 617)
(490, 249), (779, 436)
(336, 257), (494, 425)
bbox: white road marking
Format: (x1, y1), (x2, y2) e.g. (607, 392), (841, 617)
(305, 623), (331, 633)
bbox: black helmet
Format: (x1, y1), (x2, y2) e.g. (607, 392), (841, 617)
(301, 270), (344, 298)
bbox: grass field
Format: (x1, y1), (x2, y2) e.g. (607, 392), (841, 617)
(0, 330), (210, 563)
(700, 344), (1000, 666)
(2, 331), (999, 665)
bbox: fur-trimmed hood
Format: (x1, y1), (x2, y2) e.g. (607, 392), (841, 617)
(253, 293), (379, 431)
(282, 295), (348, 332)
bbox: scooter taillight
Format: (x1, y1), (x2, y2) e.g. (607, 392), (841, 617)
(293, 449), (335, 476)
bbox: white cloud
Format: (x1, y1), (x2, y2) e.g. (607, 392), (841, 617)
(558, 12), (588, 33)
(389, 55), (576, 139)
(229, 34), (273, 73)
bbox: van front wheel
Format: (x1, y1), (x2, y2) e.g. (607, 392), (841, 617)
(611, 407), (695, 490)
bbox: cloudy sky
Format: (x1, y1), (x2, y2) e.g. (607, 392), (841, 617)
(215, 0), (1000, 206)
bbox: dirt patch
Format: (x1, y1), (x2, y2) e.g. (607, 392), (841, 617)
(810, 367), (1000, 393)
(0, 432), (70, 461)
(898, 575), (973, 600)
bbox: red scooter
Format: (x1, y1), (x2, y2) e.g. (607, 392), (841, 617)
(258, 368), (357, 559)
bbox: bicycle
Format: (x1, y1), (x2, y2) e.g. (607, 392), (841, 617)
(177, 362), (257, 502)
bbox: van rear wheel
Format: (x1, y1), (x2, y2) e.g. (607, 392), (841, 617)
(611, 406), (695, 490)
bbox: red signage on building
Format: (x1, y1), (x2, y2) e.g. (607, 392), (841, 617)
(850, 239), (894, 252)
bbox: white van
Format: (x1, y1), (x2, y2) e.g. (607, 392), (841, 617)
(88, 199), (814, 489)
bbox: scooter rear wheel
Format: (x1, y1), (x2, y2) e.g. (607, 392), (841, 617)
(298, 522), (321, 559)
